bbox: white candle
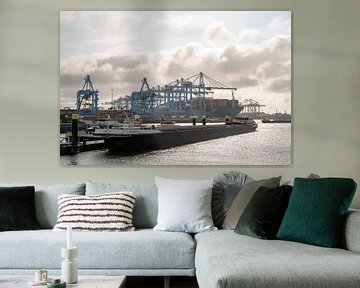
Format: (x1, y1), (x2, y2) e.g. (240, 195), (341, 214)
(67, 225), (72, 249)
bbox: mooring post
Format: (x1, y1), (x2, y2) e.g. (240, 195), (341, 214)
(164, 276), (170, 288)
(202, 115), (206, 125)
(71, 114), (80, 146)
(192, 117), (196, 126)
(225, 115), (230, 125)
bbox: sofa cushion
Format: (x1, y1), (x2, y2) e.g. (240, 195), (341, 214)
(277, 178), (357, 247)
(282, 173), (320, 186)
(0, 183), (86, 229)
(86, 182), (158, 229)
(212, 171), (250, 228)
(222, 176), (281, 229)
(153, 177), (216, 233)
(0, 186), (40, 231)
(53, 192), (136, 232)
(234, 185), (292, 239)
(0, 229), (195, 272)
(342, 209), (360, 253)
(195, 230), (360, 288)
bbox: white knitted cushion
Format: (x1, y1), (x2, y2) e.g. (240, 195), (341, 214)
(53, 192), (135, 231)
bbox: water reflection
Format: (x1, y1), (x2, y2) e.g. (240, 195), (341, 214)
(61, 121), (291, 166)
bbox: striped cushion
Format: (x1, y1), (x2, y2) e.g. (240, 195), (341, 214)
(53, 192), (136, 232)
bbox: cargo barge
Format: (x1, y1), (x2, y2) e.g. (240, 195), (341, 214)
(94, 119), (258, 153)
(261, 112), (291, 123)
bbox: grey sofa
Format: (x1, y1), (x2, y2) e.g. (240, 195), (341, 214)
(195, 212), (360, 288)
(0, 182), (195, 280)
(0, 181), (360, 288)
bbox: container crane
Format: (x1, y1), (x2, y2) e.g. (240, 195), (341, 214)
(76, 75), (99, 119)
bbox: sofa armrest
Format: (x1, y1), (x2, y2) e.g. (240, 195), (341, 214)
(342, 209), (360, 253)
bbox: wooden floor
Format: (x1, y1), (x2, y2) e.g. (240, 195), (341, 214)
(126, 276), (199, 288)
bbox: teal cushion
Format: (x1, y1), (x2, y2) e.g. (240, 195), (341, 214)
(277, 178), (357, 247)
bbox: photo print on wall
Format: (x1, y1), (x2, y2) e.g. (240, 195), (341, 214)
(60, 11), (291, 166)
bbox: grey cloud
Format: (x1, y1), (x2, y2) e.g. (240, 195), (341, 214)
(118, 12), (173, 53)
(97, 54), (148, 70)
(165, 45), (200, 79)
(256, 37), (291, 79)
(166, 61), (199, 80)
(258, 61), (291, 79)
(120, 68), (156, 89)
(218, 36), (291, 77)
(60, 74), (84, 90)
(60, 70), (115, 89)
(284, 96), (291, 104)
(61, 30), (291, 106)
(272, 35), (291, 54)
(217, 45), (268, 75)
(267, 78), (291, 93)
(237, 77), (258, 89)
(206, 23), (233, 42)
(163, 36), (290, 91)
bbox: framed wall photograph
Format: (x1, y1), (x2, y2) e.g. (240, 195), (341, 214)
(60, 11), (291, 166)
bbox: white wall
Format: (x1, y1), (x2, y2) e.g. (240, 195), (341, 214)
(0, 0), (359, 207)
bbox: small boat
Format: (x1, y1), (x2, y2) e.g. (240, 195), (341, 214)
(60, 135), (74, 155)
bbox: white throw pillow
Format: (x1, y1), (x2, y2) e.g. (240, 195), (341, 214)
(153, 177), (217, 233)
(53, 192), (135, 232)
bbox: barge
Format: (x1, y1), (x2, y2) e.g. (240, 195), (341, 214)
(94, 119), (258, 153)
(262, 112), (291, 123)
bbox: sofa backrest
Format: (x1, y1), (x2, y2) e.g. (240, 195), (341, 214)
(0, 183), (86, 228)
(86, 181), (158, 229)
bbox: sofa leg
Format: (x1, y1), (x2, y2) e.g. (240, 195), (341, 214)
(164, 276), (170, 288)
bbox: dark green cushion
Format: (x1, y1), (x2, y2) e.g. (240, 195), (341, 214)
(0, 186), (41, 231)
(277, 178), (357, 247)
(235, 185), (292, 239)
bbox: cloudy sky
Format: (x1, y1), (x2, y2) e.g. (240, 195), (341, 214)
(60, 11), (291, 113)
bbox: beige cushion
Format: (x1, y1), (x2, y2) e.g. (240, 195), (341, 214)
(222, 177), (281, 230)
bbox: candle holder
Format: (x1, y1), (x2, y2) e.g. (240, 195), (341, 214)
(61, 247), (78, 284)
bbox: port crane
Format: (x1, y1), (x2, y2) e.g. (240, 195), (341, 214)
(131, 78), (157, 116)
(76, 75), (99, 118)
(131, 72), (237, 117)
(240, 99), (266, 113)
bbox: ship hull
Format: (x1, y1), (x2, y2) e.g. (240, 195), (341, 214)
(262, 119), (291, 123)
(104, 123), (257, 153)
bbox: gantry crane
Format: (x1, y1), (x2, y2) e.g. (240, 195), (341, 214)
(76, 75), (99, 118)
(131, 72), (237, 117)
(240, 99), (266, 113)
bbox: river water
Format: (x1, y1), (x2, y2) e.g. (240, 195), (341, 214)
(60, 121), (291, 166)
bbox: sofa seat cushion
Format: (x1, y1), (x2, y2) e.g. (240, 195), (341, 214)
(0, 229), (195, 270)
(195, 230), (360, 288)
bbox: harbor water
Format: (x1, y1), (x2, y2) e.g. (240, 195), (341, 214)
(60, 121), (291, 166)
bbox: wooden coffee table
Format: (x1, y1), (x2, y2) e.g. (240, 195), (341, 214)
(0, 275), (126, 288)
